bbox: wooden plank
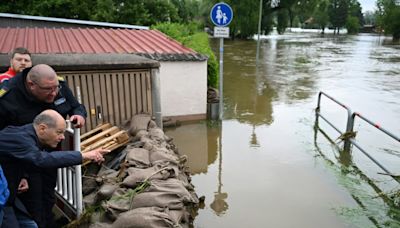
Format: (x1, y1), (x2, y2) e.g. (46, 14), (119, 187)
(118, 72), (126, 123)
(65, 74), (75, 97)
(92, 73), (102, 126)
(99, 73), (109, 124)
(145, 72), (152, 113)
(111, 73), (120, 126)
(81, 126), (120, 147)
(135, 73), (143, 113)
(130, 72), (138, 115)
(82, 130), (128, 152)
(105, 73), (114, 125)
(124, 72), (132, 120)
(82, 137), (128, 166)
(86, 74), (96, 132)
(80, 123), (112, 140)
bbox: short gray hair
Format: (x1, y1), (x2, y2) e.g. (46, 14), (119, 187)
(33, 113), (57, 129)
(27, 64), (56, 83)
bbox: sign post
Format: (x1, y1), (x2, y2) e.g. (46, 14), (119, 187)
(210, 2), (233, 120)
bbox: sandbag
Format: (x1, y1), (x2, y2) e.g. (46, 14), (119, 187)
(111, 207), (177, 228)
(147, 179), (198, 204)
(149, 149), (179, 164)
(130, 191), (185, 210)
(121, 163), (178, 188)
(103, 188), (131, 221)
(125, 147), (150, 168)
(128, 114), (151, 136)
(97, 183), (119, 201)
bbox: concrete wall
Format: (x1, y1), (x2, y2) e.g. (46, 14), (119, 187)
(160, 61), (207, 120)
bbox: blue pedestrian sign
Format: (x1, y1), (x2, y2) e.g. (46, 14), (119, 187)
(210, 2), (233, 27)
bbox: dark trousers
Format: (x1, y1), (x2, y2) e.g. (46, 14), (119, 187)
(1, 198), (38, 228)
(20, 168), (57, 228)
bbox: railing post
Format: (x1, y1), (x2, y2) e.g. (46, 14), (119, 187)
(73, 127), (83, 216)
(315, 92), (322, 126)
(343, 109), (354, 152)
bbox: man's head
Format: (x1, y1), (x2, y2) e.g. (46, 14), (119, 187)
(10, 47), (32, 73)
(33, 110), (66, 148)
(26, 64), (60, 103)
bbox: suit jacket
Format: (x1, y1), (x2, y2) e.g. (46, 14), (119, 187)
(0, 124), (82, 206)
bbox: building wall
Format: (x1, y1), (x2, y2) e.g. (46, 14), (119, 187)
(160, 61), (207, 121)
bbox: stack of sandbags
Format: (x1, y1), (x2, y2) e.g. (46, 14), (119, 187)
(73, 114), (200, 228)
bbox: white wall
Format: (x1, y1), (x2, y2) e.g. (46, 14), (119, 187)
(159, 61), (207, 118)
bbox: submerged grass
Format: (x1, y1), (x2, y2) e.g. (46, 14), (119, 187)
(314, 135), (400, 227)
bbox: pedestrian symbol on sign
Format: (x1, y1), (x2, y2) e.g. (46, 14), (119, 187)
(210, 3), (233, 27)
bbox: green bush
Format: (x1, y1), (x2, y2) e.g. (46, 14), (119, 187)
(152, 22), (218, 88)
(346, 16), (360, 34)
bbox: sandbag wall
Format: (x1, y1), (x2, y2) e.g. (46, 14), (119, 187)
(72, 114), (201, 228)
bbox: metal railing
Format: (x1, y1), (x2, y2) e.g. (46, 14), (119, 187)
(55, 120), (83, 217)
(315, 91), (400, 179)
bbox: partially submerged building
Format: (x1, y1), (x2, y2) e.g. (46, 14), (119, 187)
(0, 14), (208, 132)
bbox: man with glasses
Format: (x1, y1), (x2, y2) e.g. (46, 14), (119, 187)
(0, 64), (87, 228)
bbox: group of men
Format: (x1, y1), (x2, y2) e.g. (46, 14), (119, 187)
(0, 47), (109, 228)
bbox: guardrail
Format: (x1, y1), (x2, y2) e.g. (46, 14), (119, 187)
(315, 91), (400, 179)
(55, 120), (83, 218)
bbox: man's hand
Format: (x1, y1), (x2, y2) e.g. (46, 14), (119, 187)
(69, 115), (85, 128)
(18, 178), (29, 193)
(82, 148), (110, 164)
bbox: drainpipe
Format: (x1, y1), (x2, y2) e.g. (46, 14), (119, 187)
(151, 68), (163, 129)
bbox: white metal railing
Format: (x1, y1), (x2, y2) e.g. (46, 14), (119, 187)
(55, 120), (83, 217)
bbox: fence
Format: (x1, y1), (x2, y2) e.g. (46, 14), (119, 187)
(61, 69), (153, 133)
(315, 91), (400, 180)
(55, 120), (83, 219)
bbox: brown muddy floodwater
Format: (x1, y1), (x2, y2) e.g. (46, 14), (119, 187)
(165, 33), (400, 228)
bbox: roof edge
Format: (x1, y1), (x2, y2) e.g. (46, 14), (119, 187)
(0, 53), (159, 72)
(0, 13), (149, 30)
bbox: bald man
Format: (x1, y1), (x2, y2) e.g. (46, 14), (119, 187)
(0, 64), (86, 128)
(0, 64), (87, 227)
(0, 110), (108, 227)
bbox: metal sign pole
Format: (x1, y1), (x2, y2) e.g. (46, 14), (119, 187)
(219, 38), (224, 120)
(210, 2), (233, 121)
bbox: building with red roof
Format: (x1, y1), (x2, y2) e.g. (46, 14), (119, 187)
(0, 13), (208, 129)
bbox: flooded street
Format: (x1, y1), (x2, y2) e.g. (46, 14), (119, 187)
(165, 33), (400, 228)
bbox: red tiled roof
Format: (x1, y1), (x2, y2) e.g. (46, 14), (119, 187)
(0, 27), (205, 61)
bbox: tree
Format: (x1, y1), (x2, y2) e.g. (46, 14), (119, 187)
(91, 0), (116, 22)
(277, 9), (289, 34)
(346, 16), (359, 34)
(363, 11), (376, 25)
(376, 0), (400, 40)
(314, 0), (329, 34)
(295, 0), (319, 28)
(348, 0), (363, 25)
(328, 0), (349, 34)
(170, 0), (201, 22)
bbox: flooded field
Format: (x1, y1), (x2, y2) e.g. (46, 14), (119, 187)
(165, 33), (400, 228)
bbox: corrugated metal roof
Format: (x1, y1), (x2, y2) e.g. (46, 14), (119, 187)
(0, 27), (207, 61)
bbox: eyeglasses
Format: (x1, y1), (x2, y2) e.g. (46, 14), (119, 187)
(31, 80), (61, 94)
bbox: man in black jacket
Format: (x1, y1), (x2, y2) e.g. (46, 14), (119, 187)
(0, 110), (108, 227)
(0, 64), (87, 227)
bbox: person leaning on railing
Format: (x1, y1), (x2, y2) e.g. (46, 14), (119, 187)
(0, 110), (109, 228)
(0, 64), (87, 228)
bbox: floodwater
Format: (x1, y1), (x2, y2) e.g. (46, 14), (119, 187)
(165, 33), (400, 228)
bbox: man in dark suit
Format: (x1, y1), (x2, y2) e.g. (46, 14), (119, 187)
(0, 64), (88, 228)
(0, 110), (108, 227)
